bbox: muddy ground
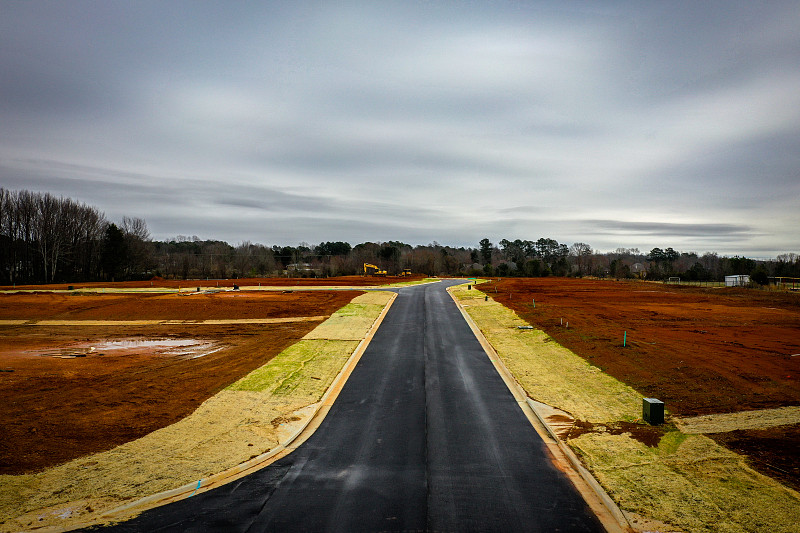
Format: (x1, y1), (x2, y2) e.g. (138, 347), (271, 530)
(0, 287), (362, 475)
(485, 277), (800, 491)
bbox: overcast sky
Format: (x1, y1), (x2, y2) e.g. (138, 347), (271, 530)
(1, 1), (798, 256)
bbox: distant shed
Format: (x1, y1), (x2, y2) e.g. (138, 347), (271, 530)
(725, 275), (750, 287)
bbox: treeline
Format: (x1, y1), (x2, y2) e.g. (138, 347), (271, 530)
(0, 189), (151, 284)
(151, 238), (470, 280)
(484, 240), (800, 283)
(2, 189), (798, 284)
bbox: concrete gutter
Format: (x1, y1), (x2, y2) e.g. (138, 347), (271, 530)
(447, 284), (632, 533)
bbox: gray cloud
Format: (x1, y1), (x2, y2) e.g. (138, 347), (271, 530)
(1, 1), (798, 256)
(585, 220), (755, 238)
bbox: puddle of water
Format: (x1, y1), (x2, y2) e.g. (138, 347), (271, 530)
(29, 339), (223, 359)
(93, 339), (222, 358)
(95, 339), (203, 351)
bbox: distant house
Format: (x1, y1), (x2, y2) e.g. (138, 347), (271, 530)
(286, 263), (321, 276)
(460, 263), (484, 276)
(725, 275), (750, 287)
(497, 260), (517, 272)
(631, 263), (647, 278)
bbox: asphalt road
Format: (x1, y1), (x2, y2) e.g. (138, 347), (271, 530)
(92, 281), (604, 532)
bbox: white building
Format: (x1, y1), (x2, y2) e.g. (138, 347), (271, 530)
(725, 275), (750, 287)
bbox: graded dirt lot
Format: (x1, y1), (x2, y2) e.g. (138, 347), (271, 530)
(0, 287), (362, 475)
(1, 274), (424, 292)
(484, 277), (800, 490)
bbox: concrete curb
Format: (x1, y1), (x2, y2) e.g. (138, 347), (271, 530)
(53, 292), (398, 532)
(447, 285), (632, 533)
(525, 398), (631, 530)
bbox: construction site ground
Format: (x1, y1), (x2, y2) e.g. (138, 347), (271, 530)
(452, 281), (800, 532)
(480, 277), (800, 493)
(1, 275), (421, 292)
(3, 275), (798, 531)
(0, 283), (373, 475)
(0, 280), (399, 532)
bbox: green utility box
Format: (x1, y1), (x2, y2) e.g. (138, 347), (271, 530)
(643, 398), (664, 425)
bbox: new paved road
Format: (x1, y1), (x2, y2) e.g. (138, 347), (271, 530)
(94, 281), (604, 532)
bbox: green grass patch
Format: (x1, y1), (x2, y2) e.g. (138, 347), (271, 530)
(303, 291), (392, 340)
(228, 291), (392, 395)
(227, 339), (359, 399)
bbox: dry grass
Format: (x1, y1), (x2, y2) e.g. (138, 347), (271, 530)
(0, 393), (311, 531)
(572, 432), (800, 533)
(0, 291), (393, 532)
(452, 283), (800, 533)
(674, 406), (800, 434)
(453, 285), (641, 423)
(304, 311), (372, 339)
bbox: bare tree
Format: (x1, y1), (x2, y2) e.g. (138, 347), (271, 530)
(33, 193), (69, 282)
(1, 189), (111, 282)
(121, 216), (154, 278)
(569, 242), (592, 276)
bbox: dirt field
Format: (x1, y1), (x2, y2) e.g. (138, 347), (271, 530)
(0, 288), (362, 475)
(484, 277), (800, 491)
(0, 274), (425, 291)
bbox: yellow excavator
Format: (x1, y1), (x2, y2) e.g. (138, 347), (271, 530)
(364, 263), (388, 276)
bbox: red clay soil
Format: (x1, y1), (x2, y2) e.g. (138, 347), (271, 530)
(485, 277), (800, 489)
(486, 277), (800, 416)
(0, 274), (426, 291)
(0, 290), (357, 321)
(0, 289), (361, 475)
(710, 424), (800, 492)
